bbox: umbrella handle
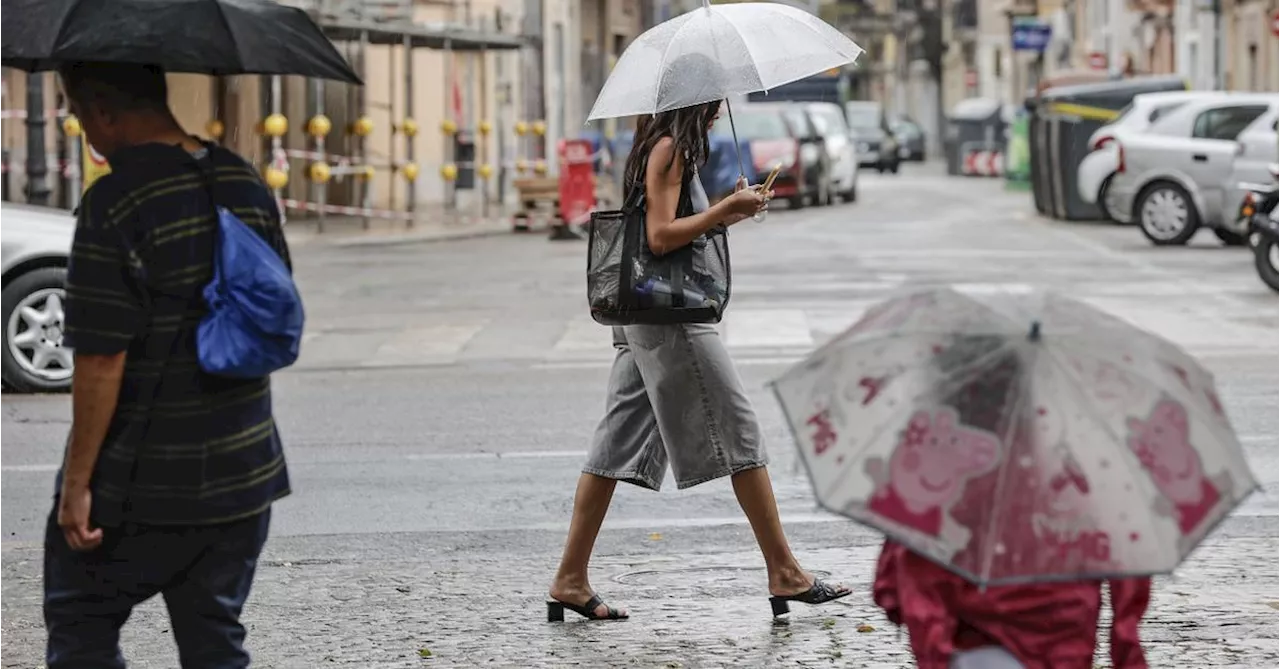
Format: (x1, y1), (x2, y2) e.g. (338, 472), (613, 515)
(724, 98), (748, 182)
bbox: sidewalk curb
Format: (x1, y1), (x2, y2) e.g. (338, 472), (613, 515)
(286, 222), (529, 249)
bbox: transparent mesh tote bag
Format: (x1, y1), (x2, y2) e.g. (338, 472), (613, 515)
(587, 168), (731, 326)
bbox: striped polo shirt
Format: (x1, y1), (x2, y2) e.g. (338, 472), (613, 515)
(62, 141), (291, 526)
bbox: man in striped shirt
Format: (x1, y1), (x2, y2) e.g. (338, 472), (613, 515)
(47, 62), (291, 669)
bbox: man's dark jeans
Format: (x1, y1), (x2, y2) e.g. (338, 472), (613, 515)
(44, 508), (271, 669)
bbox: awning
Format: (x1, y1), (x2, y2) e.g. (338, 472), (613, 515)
(320, 19), (526, 51)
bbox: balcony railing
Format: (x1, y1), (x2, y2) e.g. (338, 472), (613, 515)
(294, 0), (413, 24)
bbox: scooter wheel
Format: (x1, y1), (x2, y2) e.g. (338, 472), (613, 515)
(1255, 237), (1279, 292)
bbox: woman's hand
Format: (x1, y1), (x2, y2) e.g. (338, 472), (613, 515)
(723, 186), (768, 219)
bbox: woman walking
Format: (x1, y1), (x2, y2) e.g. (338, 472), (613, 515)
(548, 100), (850, 621)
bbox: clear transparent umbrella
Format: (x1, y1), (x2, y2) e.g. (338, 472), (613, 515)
(587, 0), (863, 175)
(770, 286), (1258, 586)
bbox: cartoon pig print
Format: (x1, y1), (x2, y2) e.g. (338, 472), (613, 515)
(1126, 398), (1221, 535)
(866, 407), (1002, 537)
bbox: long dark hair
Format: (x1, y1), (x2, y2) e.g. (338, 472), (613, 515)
(623, 100), (720, 191)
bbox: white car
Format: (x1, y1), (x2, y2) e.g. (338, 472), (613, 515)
(2, 203), (75, 392)
(1076, 91), (1222, 221)
(804, 102), (859, 202)
(1109, 93), (1279, 245)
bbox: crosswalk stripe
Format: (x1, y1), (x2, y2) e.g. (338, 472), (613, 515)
(368, 323), (489, 366)
(292, 285), (1277, 370)
(722, 308), (813, 348)
(551, 316), (608, 352)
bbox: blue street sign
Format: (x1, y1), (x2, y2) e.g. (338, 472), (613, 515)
(1011, 20), (1052, 52)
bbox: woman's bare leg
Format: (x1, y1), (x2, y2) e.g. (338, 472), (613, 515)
(732, 466), (833, 596)
(550, 473), (624, 616)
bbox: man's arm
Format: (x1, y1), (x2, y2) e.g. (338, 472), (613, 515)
(62, 352), (128, 491)
(59, 177), (142, 550)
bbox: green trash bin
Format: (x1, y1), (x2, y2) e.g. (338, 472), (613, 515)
(1005, 111), (1032, 191)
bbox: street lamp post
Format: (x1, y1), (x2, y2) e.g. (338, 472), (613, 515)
(24, 72), (51, 207)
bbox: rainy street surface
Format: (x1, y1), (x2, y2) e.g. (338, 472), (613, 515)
(3, 164), (1277, 667)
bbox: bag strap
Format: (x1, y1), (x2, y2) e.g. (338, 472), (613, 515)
(100, 147), (216, 517)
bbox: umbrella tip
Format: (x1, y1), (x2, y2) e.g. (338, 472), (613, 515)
(1028, 320), (1042, 342)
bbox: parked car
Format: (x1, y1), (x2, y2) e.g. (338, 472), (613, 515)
(804, 101), (859, 202)
(846, 101), (900, 174)
(1109, 93), (1278, 245)
(2, 203), (74, 393)
(729, 103), (832, 208)
(1076, 90), (1221, 222)
(770, 103), (834, 207)
(713, 107), (809, 207)
(889, 114), (926, 161)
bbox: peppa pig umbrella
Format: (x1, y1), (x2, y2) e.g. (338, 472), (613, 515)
(770, 286), (1258, 586)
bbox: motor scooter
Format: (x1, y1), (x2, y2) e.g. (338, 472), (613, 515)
(1237, 164), (1279, 292)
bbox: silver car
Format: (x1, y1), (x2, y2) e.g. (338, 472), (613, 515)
(2, 203), (75, 392)
(1108, 93), (1279, 245)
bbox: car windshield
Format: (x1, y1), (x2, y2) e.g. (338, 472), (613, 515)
(846, 106), (880, 130)
(891, 118), (919, 137)
(714, 111), (788, 140)
(808, 108), (845, 135)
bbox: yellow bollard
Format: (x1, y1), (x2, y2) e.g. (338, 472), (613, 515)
(263, 167), (289, 190)
(478, 120), (492, 136)
(262, 113), (288, 137)
(400, 162), (419, 181)
(533, 159), (548, 175)
(532, 120), (547, 137)
(401, 118), (419, 137)
(308, 162), (331, 183)
(205, 119), (224, 139)
(350, 116), (374, 137)
(440, 163), (458, 181)
(439, 119), (457, 135)
(306, 114), (332, 138)
(477, 163), (494, 180)
(62, 116), (82, 137)
(515, 159), (529, 174)
(514, 121), (529, 136)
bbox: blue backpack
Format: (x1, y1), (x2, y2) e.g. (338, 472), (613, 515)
(196, 199), (304, 378)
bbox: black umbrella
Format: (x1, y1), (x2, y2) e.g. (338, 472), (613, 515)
(1, 0), (361, 84)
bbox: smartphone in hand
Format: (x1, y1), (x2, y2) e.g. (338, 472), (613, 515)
(762, 163), (783, 192)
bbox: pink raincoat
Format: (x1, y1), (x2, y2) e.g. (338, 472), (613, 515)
(873, 541), (1151, 669)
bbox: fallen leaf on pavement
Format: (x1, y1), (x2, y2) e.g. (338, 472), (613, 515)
(857, 624), (876, 633)
(821, 618), (836, 629)
(648, 532), (663, 541)
(418, 648), (433, 658)
(1267, 601), (1278, 610)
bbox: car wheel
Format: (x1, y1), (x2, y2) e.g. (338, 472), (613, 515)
(1256, 237), (1279, 291)
(1136, 182), (1200, 246)
(1098, 175), (1129, 225)
(889, 160), (900, 175)
(1213, 228), (1246, 246)
(1095, 175), (1117, 223)
(2, 267), (73, 393)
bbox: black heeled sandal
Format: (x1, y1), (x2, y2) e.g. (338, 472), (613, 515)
(546, 594), (629, 622)
(769, 578), (851, 616)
